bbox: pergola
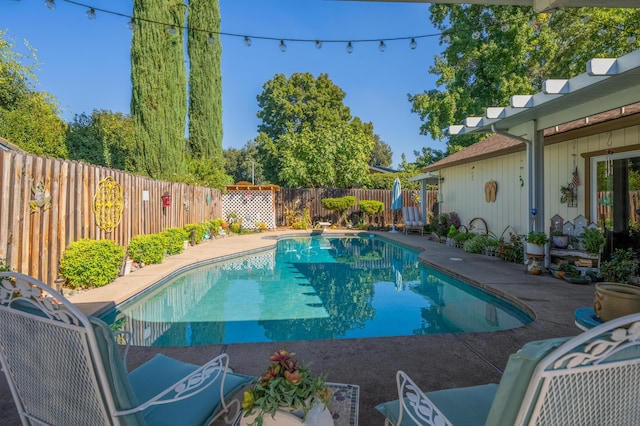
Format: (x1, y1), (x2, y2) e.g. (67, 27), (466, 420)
(446, 49), (640, 232)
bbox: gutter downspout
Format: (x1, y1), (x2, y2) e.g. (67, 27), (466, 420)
(491, 123), (547, 268)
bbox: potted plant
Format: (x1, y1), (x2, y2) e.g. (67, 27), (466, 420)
(526, 231), (548, 256)
(551, 230), (569, 249)
(594, 248), (640, 321)
(241, 348), (332, 426)
(582, 228), (605, 255)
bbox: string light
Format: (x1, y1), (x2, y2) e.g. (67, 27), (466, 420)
(44, 0), (639, 56)
(346, 42), (353, 54)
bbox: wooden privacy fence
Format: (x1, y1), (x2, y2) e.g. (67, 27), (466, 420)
(596, 191), (640, 225)
(275, 188), (438, 226)
(0, 150), (222, 285)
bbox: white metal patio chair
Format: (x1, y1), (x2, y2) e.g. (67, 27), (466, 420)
(0, 271), (253, 426)
(376, 313), (640, 425)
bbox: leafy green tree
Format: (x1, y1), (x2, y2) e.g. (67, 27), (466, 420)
(187, 0), (223, 161)
(131, 0), (187, 179)
(369, 134), (393, 168)
(66, 110), (135, 171)
(224, 141), (265, 184)
(0, 31), (67, 158)
(255, 72), (375, 188)
(412, 6), (640, 153)
(175, 156), (233, 190)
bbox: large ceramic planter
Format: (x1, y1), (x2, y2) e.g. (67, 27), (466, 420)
(526, 242), (545, 256)
(240, 399), (333, 426)
(594, 282), (640, 321)
(552, 235), (569, 249)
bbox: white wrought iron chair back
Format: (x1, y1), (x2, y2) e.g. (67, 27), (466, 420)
(0, 271), (118, 425)
(516, 314), (640, 425)
(0, 271), (250, 426)
(388, 313), (640, 426)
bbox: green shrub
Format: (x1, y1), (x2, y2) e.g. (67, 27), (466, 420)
(291, 207), (312, 230)
(0, 258), (11, 272)
(453, 232), (475, 243)
(601, 248), (638, 284)
(185, 223), (207, 244)
(60, 239), (124, 289)
(208, 218), (224, 237)
(463, 235), (490, 254)
(321, 196), (356, 226)
(163, 227), (189, 255)
(128, 234), (167, 265)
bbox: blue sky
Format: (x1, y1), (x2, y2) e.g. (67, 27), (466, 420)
(2, 0), (444, 168)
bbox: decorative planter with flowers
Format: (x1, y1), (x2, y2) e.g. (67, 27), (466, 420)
(526, 231), (548, 256)
(240, 348), (332, 426)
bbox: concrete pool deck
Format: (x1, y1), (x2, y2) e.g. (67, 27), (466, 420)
(0, 229), (596, 425)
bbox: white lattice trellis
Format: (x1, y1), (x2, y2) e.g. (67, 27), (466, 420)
(222, 189), (277, 230)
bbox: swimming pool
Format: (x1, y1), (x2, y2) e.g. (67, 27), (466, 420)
(100, 235), (532, 346)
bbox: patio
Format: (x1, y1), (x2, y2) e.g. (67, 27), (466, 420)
(0, 230), (595, 425)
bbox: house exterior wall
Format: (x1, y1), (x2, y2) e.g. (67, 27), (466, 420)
(438, 123), (640, 238)
(440, 150), (528, 237)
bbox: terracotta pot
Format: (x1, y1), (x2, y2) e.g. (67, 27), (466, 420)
(594, 282), (640, 321)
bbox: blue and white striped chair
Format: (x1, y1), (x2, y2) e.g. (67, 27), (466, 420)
(377, 313), (640, 425)
(0, 272), (253, 426)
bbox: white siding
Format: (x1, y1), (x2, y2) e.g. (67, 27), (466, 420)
(438, 124), (640, 237)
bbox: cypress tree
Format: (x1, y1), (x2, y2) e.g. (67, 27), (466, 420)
(131, 0), (187, 179)
(187, 0), (223, 160)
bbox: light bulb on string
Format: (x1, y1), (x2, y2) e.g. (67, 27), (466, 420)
(244, 36), (252, 47)
(167, 25), (177, 36)
(409, 38), (417, 50)
(315, 40), (322, 49)
(86, 8), (96, 20)
(378, 41), (386, 52)
(442, 35), (451, 44)
(128, 19), (137, 31)
(346, 41), (353, 54)
(279, 40), (287, 52)
(44, 0), (55, 11)
(207, 33), (217, 45)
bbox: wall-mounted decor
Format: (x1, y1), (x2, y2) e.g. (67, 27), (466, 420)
(92, 176), (124, 233)
(484, 180), (497, 203)
(30, 181), (51, 213)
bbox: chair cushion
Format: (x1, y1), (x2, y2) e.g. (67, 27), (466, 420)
(485, 337), (569, 426)
(128, 353), (253, 426)
(375, 383), (497, 426)
(89, 317), (146, 426)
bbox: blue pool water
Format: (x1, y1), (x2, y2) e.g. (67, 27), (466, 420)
(100, 235), (532, 346)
